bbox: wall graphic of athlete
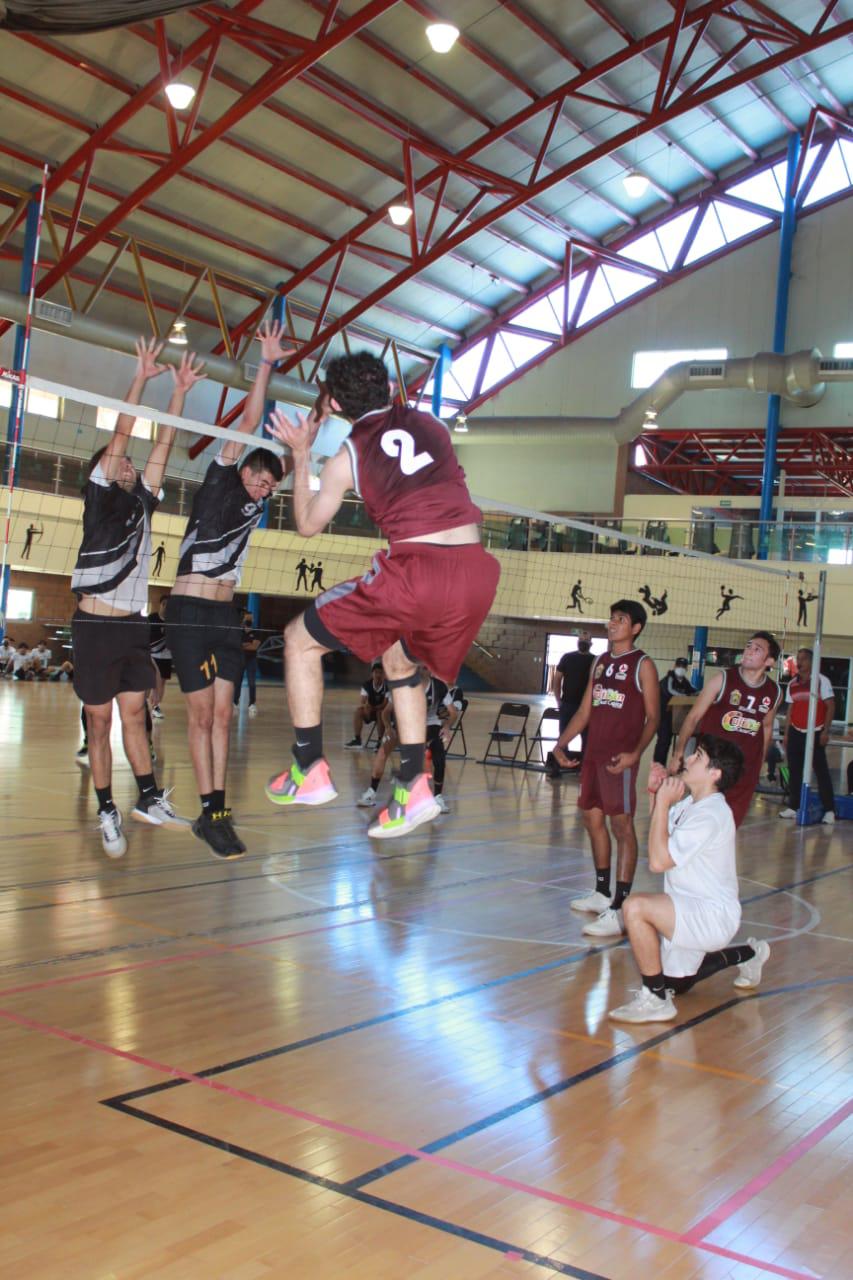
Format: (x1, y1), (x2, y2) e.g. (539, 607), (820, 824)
(552, 600), (661, 938)
(567, 579), (590, 612)
(670, 630), (781, 827)
(22, 523), (42, 559)
(264, 350), (500, 838)
(716, 585), (743, 619)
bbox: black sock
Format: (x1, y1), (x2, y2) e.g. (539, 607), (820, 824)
(293, 724), (323, 770)
(134, 773), (157, 800)
(642, 972), (668, 1000)
(95, 785), (116, 814)
(398, 743), (425, 784)
(200, 791), (215, 814)
(370, 775), (381, 791)
(611, 880), (632, 911)
(667, 945), (756, 995)
(212, 788), (225, 814)
(595, 868), (611, 898)
(433, 782), (443, 795)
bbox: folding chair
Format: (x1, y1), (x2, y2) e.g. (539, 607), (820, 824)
(525, 706), (561, 770)
(480, 702), (530, 766)
(362, 715), (380, 750)
(444, 697), (469, 759)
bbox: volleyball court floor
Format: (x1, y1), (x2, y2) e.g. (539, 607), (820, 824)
(0, 681), (850, 1279)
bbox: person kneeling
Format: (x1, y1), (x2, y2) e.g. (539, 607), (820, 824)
(609, 734), (770, 1025)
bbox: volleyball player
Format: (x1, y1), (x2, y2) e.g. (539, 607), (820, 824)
(71, 339), (205, 858)
(358, 669), (457, 812)
(148, 592), (171, 718)
(166, 320), (289, 859)
(556, 600), (661, 938)
(609, 735), (769, 1024)
(264, 350), (499, 838)
(346, 661), (390, 747)
(670, 631), (781, 827)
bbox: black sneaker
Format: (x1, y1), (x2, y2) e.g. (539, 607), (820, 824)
(218, 809), (247, 854)
(192, 810), (245, 860)
(344, 736), (362, 749)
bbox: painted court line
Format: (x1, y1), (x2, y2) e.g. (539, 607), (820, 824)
(682, 1095), (853, 1244)
(0, 1004), (818, 1280)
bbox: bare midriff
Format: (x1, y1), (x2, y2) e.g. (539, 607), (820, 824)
(399, 523), (481, 546)
(77, 596), (138, 618)
(170, 574), (236, 602)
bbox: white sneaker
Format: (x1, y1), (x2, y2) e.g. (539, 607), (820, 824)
(99, 808), (127, 859)
(583, 906), (625, 937)
(248, 704), (258, 718)
(734, 937), (771, 989)
(570, 889), (612, 914)
(609, 987), (677, 1023)
(435, 793), (449, 814)
(132, 788), (191, 829)
(357, 786), (377, 808)
(151, 706), (165, 720)
(821, 811), (835, 825)
(779, 808), (797, 819)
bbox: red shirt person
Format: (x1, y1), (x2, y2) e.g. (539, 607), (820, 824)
(556, 600), (661, 940)
(264, 351), (500, 838)
(779, 647), (836, 823)
(672, 631), (781, 828)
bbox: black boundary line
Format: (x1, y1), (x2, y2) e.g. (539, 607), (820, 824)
(101, 1099), (609, 1280)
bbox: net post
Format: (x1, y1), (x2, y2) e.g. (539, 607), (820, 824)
(690, 626), (708, 689)
(796, 568), (827, 826)
(246, 287), (284, 629)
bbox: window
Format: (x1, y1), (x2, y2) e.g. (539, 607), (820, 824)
(6, 588), (34, 620)
(833, 342), (853, 359)
(0, 383), (60, 418)
(631, 348), (729, 389)
(95, 405), (153, 440)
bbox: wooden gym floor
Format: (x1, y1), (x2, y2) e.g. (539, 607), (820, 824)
(0, 681), (850, 1280)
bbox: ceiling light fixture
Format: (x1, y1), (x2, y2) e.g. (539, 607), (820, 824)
(426, 23), (460, 53)
(454, 413), (469, 433)
(623, 170), (650, 198)
(168, 319), (188, 346)
(164, 81), (196, 110)
(388, 203), (413, 226)
(643, 406), (658, 428)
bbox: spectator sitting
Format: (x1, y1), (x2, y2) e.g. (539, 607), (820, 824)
(32, 641), (53, 678)
(0, 636), (16, 674)
(11, 643), (35, 681)
(345, 661), (390, 748)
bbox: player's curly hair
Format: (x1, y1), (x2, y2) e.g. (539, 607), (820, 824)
(324, 352), (391, 421)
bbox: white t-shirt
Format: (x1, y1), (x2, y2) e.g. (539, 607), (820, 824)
(664, 791), (740, 916)
(33, 646), (51, 669)
(11, 652), (32, 673)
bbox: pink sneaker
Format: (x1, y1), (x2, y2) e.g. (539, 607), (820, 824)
(265, 758), (338, 807)
(368, 773), (440, 839)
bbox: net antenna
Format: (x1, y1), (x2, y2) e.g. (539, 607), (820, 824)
(1, 164), (48, 636)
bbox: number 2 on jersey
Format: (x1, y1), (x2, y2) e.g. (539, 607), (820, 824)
(380, 429), (434, 476)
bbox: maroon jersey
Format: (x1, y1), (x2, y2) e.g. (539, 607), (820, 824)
(698, 667), (781, 826)
(586, 648), (651, 763)
(342, 403), (481, 542)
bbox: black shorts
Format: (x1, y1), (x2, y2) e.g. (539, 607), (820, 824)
(153, 657), (173, 680)
(165, 595), (243, 694)
(72, 609), (155, 706)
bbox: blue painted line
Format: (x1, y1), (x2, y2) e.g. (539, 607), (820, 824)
(741, 861), (853, 905)
(102, 1099), (609, 1280)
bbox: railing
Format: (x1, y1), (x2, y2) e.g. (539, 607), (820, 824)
(3, 440), (852, 565)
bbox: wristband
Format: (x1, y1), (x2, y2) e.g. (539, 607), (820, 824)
(260, 357), (279, 366)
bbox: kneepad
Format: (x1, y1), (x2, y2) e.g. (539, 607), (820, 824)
(386, 670), (422, 690)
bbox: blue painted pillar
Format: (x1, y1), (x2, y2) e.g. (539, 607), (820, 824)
(431, 343), (452, 418)
(690, 626), (708, 690)
(246, 290), (285, 628)
(758, 132), (800, 560)
(1, 191), (41, 639)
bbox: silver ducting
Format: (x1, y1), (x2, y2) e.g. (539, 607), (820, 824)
(0, 288), (318, 407)
(463, 349), (837, 444)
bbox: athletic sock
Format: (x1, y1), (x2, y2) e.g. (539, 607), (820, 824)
(433, 782), (443, 795)
(95, 785), (116, 814)
(134, 773), (157, 800)
(595, 868), (611, 898)
(370, 775), (381, 791)
(611, 880), (632, 911)
(200, 791), (215, 815)
(642, 973), (668, 1000)
(293, 724), (323, 771)
(211, 789), (225, 814)
(398, 743), (425, 785)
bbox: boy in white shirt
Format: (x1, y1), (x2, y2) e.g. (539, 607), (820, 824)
(609, 734), (770, 1024)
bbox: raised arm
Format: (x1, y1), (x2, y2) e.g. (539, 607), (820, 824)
(100, 337), (167, 481)
(218, 320), (295, 466)
(670, 670), (723, 773)
(266, 404), (351, 537)
(143, 351), (206, 493)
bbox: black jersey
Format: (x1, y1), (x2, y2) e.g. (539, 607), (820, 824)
(176, 457), (267, 585)
(148, 613), (170, 659)
(360, 678), (389, 708)
(425, 676), (452, 726)
(71, 463), (159, 614)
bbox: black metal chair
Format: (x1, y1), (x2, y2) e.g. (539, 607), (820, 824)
(480, 702), (530, 766)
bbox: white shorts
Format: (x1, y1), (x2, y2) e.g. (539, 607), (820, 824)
(660, 893), (741, 978)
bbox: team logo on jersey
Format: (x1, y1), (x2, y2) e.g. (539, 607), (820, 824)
(594, 663), (605, 680)
(614, 662), (629, 681)
(721, 709), (760, 735)
(593, 683), (625, 710)
(759, 695), (772, 712)
(729, 689), (742, 706)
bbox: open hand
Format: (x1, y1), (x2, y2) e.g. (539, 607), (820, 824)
(135, 336), (168, 380)
(266, 406), (322, 455)
(256, 319), (296, 366)
(170, 351), (207, 392)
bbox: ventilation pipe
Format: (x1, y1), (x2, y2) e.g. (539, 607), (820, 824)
(0, 288), (317, 408)
(459, 349), (841, 445)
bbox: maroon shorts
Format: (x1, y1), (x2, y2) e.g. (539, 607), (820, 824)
(723, 769), (760, 828)
(578, 757), (639, 816)
(305, 541), (500, 685)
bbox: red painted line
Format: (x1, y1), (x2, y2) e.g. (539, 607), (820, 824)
(0, 915), (372, 1000)
(682, 1095), (853, 1244)
(0, 1006), (818, 1280)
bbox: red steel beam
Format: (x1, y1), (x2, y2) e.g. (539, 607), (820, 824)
(263, 5), (853, 374)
